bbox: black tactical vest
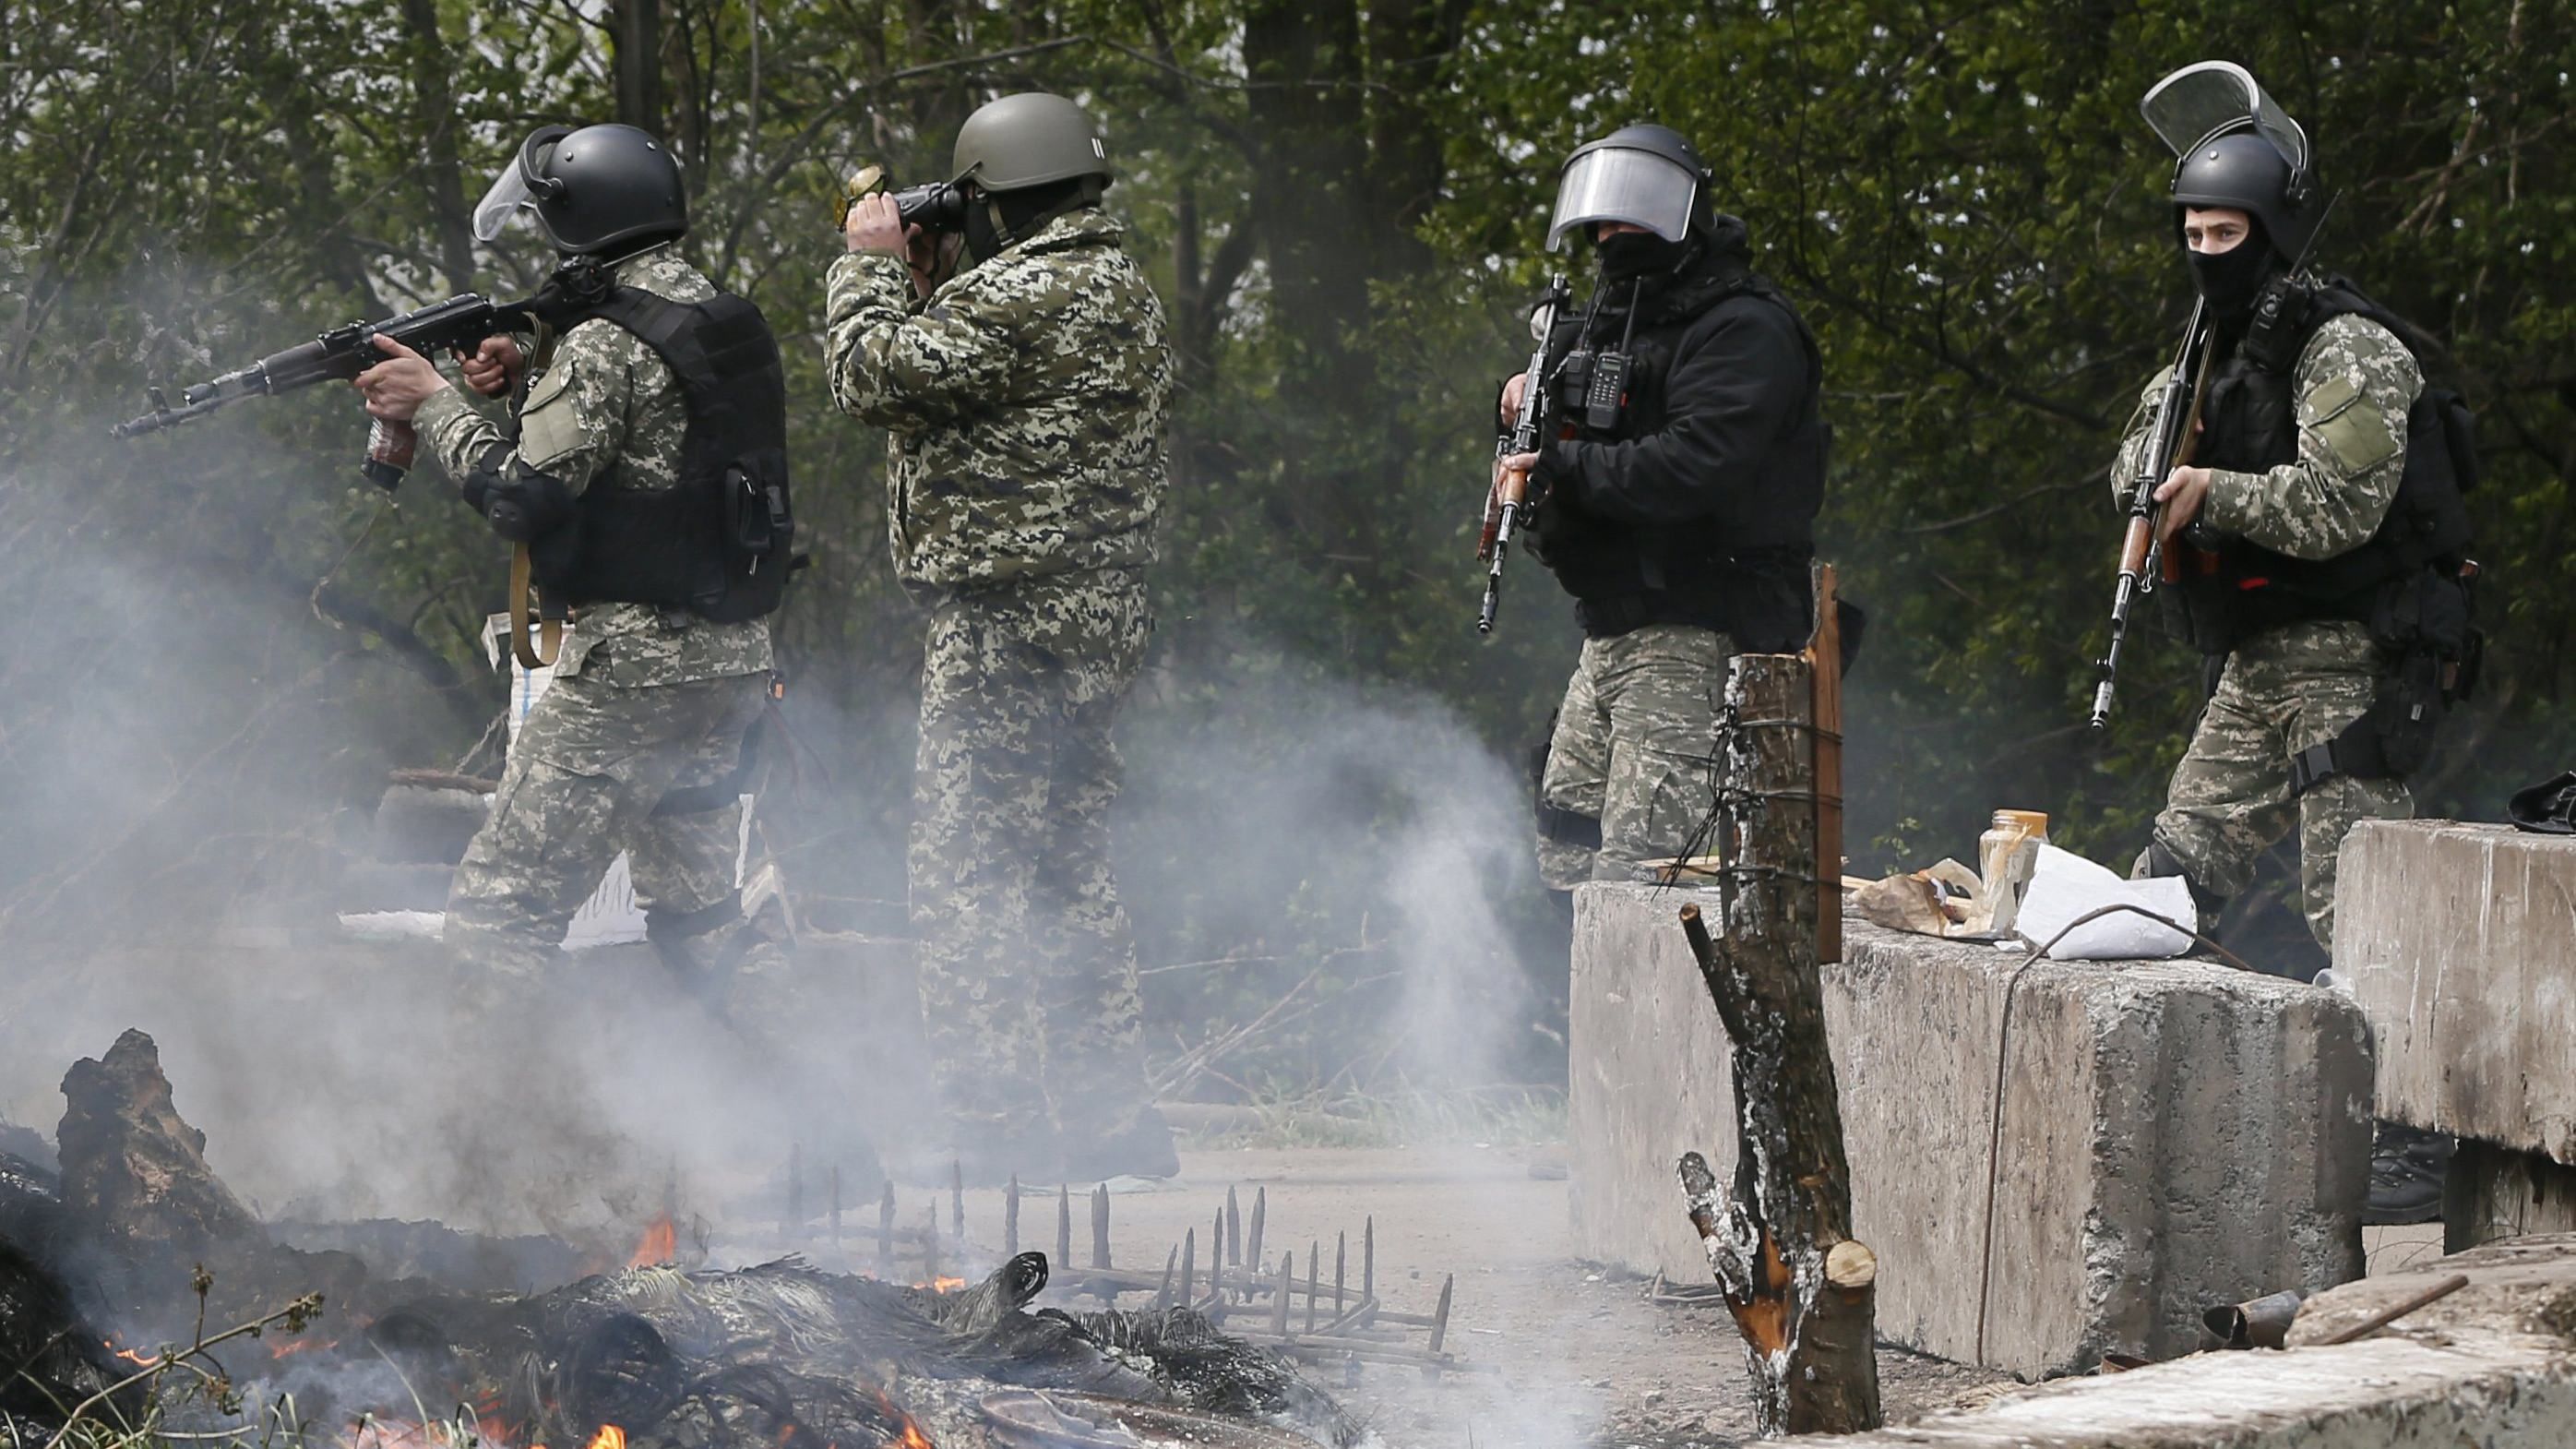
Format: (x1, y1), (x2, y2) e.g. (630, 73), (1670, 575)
(1527, 257), (1828, 649)
(2172, 277), (2475, 654)
(524, 285), (795, 623)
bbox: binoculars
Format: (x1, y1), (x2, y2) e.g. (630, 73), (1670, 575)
(833, 164), (972, 234)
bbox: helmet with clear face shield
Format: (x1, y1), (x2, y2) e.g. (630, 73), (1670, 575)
(2141, 62), (2320, 263)
(473, 124), (688, 257)
(1545, 125), (1710, 252)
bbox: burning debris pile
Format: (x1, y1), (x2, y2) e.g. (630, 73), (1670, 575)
(0, 1031), (1360, 1449)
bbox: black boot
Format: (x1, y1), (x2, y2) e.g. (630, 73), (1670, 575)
(2364, 1121), (2453, 1227)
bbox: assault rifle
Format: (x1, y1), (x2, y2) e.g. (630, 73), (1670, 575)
(1477, 272), (1573, 635)
(110, 292), (543, 490)
(2089, 299), (2216, 730)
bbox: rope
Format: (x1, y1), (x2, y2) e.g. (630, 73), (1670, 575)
(1973, 904), (2264, 1362)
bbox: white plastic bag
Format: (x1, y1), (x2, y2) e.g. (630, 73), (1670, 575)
(2012, 844), (2197, 959)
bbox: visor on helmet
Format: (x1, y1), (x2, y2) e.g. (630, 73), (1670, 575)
(2141, 61), (2309, 179)
(471, 126), (572, 243)
(1546, 145), (1699, 252)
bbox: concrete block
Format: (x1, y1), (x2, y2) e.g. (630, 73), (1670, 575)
(2336, 820), (2576, 1163)
(1568, 881), (2372, 1378)
(1836, 1234), (2576, 1447)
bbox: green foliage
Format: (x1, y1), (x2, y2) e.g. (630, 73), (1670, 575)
(5, 0), (2570, 1074)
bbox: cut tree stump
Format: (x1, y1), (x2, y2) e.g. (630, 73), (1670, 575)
(1672, 582), (1881, 1438)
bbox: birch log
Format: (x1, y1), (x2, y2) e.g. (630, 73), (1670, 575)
(1674, 633), (1880, 1436)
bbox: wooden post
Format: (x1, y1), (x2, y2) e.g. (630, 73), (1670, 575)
(1091, 1183), (1112, 1269)
(1005, 1176), (1020, 1258)
(1306, 1242), (1320, 1333)
(1807, 563), (1845, 964)
(950, 1160), (966, 1240)
(1056, 1185), (1073, 1269)
(1334, 1230), (1346, 1313)
(1179, 1227), (1196, 1306)
(1225, 1186), (1242, 1267)
(1246, 1187), (1267, 1275)
(1670, 610), (1880, 1437)
(1271, 1252), (1294, 1335)
(923, 1201), (941, 1285)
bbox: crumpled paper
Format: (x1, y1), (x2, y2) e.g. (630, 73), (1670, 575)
(2012, 844), (2196, 958)
(1852, 858), (1986, 937)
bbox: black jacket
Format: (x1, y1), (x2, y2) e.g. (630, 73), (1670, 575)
(1526, 216), (1827, 645)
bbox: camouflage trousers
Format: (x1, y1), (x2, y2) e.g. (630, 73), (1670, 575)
(1536, 624), (1735, 891)
(2137, 621), (2412, 949)
(447, 670), (769, 989)
(910, 569), (1152, 1143)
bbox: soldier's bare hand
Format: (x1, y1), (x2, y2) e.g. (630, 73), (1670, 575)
(353, 334), (450, 422)
(456, 336), (525, 398)
(845, 193), (911, 257)
(1499, 371), (1529, 428)
(2154, 464), (2214, 547)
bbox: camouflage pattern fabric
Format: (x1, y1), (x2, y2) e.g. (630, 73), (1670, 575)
(2133, 621), (2410, 948)
(447, 671), (769, 983)
(2110, 306), (2424, 950)
(822, 210), (1173, 592)
(1536, 624), (1735, 891)
(417, 244), (774, 686)
(417, 244), (774, 987)
(2111, 311), (2420, 560)
(909, 571), (1154, 1142)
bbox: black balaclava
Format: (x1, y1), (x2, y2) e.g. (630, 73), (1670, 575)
(964, 177), (1091, 263)
(2186, 214), (2280, 336)
(1596, 228), (1691, 283)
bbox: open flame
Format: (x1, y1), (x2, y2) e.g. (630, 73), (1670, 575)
(270, 1335), (340, 1359)
(912, 1277), (966, 1294)
(586, 1427), (626, 1449)
(627, 1216), (676, 1268)
(873, 1393), (935, 1449)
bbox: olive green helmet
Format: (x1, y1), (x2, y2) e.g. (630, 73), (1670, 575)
(949, 92), (1113, 192)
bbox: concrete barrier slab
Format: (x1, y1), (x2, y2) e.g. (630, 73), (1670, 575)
(2335, 820), (2576, 1164)
(1836, 1233), (2576, 1447)
(1568, 881), (2372, 1378)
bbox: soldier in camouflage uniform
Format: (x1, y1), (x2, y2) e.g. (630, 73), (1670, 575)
(355, 123), (781, 1007)
(2113, 111), (2423, 952)
(825, 93), (1175, 1182)
(1493, 126), (1830, 889)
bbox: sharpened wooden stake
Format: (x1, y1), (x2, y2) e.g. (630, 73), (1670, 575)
(950, 1160), (965, 1239)
(1362, 1216), (1376, 1324)
(1180, 1227), (1196, 1305)
(923, 1202), (941, 1285)
(1091, 1183), (1112, 1269)
(1005, 1176), (1020, 1257)
(1225, 1185), (1243, 1267)
(1246, 1187), (1267, 1273)
(1057, 1184), (1073, 1268)
(877, 1181), (895, 1276)
(1306, 1242), (1320, 1333)
(1157, 1244), (1178, 1308)
(1273, 1252), (1294, 1335)
(1427, 1274), (1454, 1354)
(1335, 1230), (1347, 1312)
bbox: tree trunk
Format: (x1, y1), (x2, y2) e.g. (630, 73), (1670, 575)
(1673, 610), (1880, 1436)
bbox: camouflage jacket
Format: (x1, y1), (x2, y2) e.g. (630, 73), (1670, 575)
(823, 210), (1173, 593)
(417, 245), (774, 687)
(2112, 310), (2423, 563)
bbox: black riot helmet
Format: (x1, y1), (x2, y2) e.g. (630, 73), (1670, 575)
(1546, 125), (1711, 251)
(473, 124), (688, 257)
(2141, 62), (2321, 265)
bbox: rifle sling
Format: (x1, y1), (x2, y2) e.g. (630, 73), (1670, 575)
(508, 543), (565, 671)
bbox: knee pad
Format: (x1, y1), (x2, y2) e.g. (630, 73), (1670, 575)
(2140, 838), (2228, 921)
